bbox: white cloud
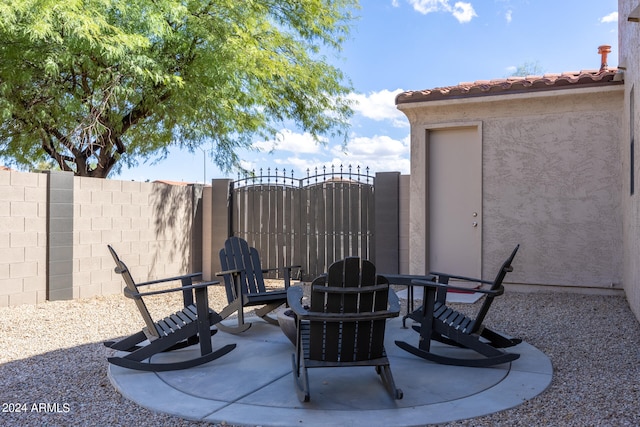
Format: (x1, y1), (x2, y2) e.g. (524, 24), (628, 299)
(407, 0), (447, 14)
(329, 134), (410, 174)
(248, 95), (412, 175)
(336, 134), (408, 157)
(600, 12), (618, 24)
(348, 89), (409, 128)
(273, 156), (323, 175)
(239, 159), (255, 171)
(406, 0), (477, 23)
(505, 9), (512, 23)
(252, 129), (326, 154)
(266, 134), (411, 176)
(451, 2), (477, 23)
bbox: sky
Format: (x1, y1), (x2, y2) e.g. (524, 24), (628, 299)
(116, 0), (620, 184)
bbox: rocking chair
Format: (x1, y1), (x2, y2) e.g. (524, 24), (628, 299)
(396, 245), (521, 367)
(288, 257), (403, 402)
(104, 245), (236, 371)
(216, 236), (301, 333)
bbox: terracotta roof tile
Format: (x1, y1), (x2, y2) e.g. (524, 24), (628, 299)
(396, 69), (623, 105)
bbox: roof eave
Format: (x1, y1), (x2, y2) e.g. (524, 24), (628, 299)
(396, 83), (625, 110)
(396, 71), (624, 106)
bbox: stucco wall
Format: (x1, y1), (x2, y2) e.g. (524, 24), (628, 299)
(399, 86), (624, 291)
(619, 0), (640, 320)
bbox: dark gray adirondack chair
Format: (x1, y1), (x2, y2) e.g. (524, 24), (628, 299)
(216, 236), (301, 333)
(396, 245), (521, 367)
(104, 245), (236, 371)
(288, 257), (403, 402)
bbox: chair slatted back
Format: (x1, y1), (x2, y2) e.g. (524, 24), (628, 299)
(469, 244), (520, 333)
(219, 237), (267, 304)
(107, 245), (160, 339)
(308, 257), (390, 363)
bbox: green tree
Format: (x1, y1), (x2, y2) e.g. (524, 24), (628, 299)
(509, 60), (545, 77)
(0, 0), (357, 178)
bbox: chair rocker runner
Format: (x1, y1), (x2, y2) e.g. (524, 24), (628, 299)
(104, 245), (236, 372)
(288, 257), (403, 402)
(396, 245), (521, 368)
(216, 236), (301, 333)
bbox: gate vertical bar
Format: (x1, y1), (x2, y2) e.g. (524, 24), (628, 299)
(349, 181), (360, 258)
(342, 179), (350, 259)
(316, 179), (326, 275)
(307, 179), (318, 279)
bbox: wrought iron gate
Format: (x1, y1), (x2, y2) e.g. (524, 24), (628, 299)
(230, 166), (375, 280)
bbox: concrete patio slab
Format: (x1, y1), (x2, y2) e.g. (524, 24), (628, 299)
(108, 316), (552, 427)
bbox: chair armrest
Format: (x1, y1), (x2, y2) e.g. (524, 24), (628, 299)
(429, 271), (494, 286)
(287, 286), (308, 316)
(262, 265), (302, 273)
(311, 283), (389, 294)
(215, 268), (243, 277)
(380, 274), (436, 286)
(288, 285), (401, 321)
(262, 265), (303, 289)
(135, 272), (203, 287)
(301, 310), (399, 322)
(124, 280), (220, 298)
(411, 279), (504, 297)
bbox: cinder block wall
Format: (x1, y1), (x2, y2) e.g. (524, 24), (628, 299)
(0, 170), (48, 306)
(73, 178), (199, 299)
(2, 169), (407, 306)
(201, 179), (232, 281)
(0, 170), (201, 307)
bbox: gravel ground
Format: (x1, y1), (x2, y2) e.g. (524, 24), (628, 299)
(1, 287), (639, 427)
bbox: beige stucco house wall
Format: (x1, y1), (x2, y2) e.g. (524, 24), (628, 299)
(392, 0), (640, 323)
(397, 73), (624, 294)
(619, 0), (640, 320)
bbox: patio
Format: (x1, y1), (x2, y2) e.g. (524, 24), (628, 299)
(108, 312), (550, 426)
(1, 289), (639, 426)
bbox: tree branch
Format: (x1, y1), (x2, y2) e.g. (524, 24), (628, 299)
(40, 131), (76, 173)
(120, 89), (171, 134)
(44, 125), (80, 157)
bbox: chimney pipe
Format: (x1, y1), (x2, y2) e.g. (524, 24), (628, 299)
(598, 45), (611, 73)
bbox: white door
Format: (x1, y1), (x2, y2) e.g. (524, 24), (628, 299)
(428, 126), (481, 280)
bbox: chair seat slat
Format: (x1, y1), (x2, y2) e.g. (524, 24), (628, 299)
(183, 305), (198, 321)
(175, 311), (192, 324)
(156, 320), (173, 336)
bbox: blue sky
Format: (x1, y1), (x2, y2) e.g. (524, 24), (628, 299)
(117, 0), (619, 183)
